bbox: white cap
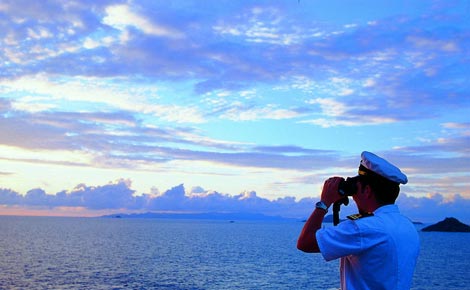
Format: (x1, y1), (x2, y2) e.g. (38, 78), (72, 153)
(359, 151), (408, 184)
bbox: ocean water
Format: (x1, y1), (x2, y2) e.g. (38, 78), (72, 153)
(0, 216), (468, 290)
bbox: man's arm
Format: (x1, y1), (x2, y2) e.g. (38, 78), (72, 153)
(296, 177), (343, 253)
(297, 207), (328, 252)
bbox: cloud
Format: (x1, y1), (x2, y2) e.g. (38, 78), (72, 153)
(397, 193), (470, 223)
(0, 182), (469, 223)
(0, 75), (206, 124)
(212, 5), (304, 46)
(303, 97), (397, 128)
(0, 188), (22, 205)
(1, 179), (139, 210)
(1, 95), (468, 179)
(220, 102), (303, 121)
(1, 0), (468, 127)
(0, 97), (343, 171)
(103, 4), (184, 39)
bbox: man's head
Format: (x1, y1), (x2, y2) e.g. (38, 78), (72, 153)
(353, 151), (407, 207)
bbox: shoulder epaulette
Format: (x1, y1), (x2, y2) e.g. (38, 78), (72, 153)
(347, 212), (374, 220)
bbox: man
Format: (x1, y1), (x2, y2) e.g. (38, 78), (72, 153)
(297, 151), (419, 290)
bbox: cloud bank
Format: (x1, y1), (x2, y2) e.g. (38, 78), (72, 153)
(1, 180), (468, 223)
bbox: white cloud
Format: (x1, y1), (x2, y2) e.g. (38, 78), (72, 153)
(363, 78), (376, 87)
(11, 97), (57, 113)
(213, 7), (303, 45)
(300, 118), (355, 128)
(289, 75), (316, 93)
(27, 27), (53, 40)
(304, 97), (398, 127)
(300, 115), (397, 128)
(1, 75), (206, 124)
(0, 145), (93, 167)
(1, 75), (135, 106)
(407, 36), (459, 52)
(221, 103), (301, 121)
(144, 104), (206, 124)
(103, 4), (184, 39)
(338, 88), (354, 96)
(442, 122), (470, 129)
(306, 98), (347, 117)
(83, 37), (101, 49)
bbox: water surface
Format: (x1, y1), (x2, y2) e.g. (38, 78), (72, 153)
(0, 216), (468, 289)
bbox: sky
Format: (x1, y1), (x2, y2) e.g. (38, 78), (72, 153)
(0, 0), (469, 222)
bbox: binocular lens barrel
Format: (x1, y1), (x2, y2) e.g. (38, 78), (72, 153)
(338, 176), (360, 196)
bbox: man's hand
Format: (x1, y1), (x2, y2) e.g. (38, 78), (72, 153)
(320, 177), (345, 207)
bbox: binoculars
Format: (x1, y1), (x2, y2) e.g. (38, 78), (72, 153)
(338, 176), (361, 196)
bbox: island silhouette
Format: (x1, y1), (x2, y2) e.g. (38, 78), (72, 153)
(422, 217), (470, 232)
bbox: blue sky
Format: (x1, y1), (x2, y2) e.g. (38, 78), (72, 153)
(0, 0), (469, 222)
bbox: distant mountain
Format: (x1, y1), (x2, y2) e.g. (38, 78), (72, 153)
(422, 217), (470, 232)
(101, 212), (295, 221)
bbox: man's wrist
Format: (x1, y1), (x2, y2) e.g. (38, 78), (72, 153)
(315, 201), (329, 213)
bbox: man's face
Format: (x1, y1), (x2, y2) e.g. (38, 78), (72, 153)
(352, 180), (368, 212)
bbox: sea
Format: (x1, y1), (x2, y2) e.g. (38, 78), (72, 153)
(0, 216), (468, 290)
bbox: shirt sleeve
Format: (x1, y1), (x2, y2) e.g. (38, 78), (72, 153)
(316, 221), (364, 261)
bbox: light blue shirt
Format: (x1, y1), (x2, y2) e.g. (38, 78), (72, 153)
(316, 205), (420, 290)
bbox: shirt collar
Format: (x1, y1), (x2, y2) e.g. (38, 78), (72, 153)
(374, 204), (399, 215)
